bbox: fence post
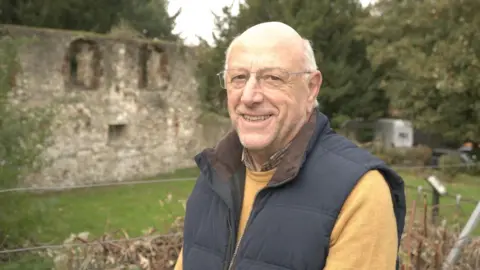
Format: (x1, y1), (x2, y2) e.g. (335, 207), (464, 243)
(416, 185), (423, 201)
(442, 201), (480, 270)
(425, 175), (447, 225)
(455, 194), (462, 214)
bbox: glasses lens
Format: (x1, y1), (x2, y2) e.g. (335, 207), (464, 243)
(217, 72), (226, 89)
(258, 68), (289, 88)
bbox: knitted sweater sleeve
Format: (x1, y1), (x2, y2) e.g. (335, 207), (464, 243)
(323, 170), (399, 270)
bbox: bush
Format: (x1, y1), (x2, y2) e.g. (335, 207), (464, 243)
(405, 145), (433, 166)
(0, 36), (53, 250)
(49, 219), (183, 270)
(368, 144), (433, 167)
(400, 206), (480, 270)
(438, 154), (465, 182)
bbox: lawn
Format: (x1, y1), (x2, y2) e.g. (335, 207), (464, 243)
(1, 168), (199, 245)
(400, 170), (480, 235)
(0, 167), (479, 269)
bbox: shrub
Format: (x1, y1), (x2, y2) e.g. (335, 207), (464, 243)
(368, 145), (433, 167)
(0, 36), (53, 249)
(404, 145), (433, 166)
(49, 218), (183, 270)
(400, 205), (480, 270)
(438, 154), (465, 182)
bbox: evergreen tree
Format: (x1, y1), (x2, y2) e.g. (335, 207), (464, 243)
(0, 0), (179, 40)
(357, 0), (480, 141)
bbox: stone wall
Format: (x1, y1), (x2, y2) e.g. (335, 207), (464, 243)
(1, 24), (231, 188)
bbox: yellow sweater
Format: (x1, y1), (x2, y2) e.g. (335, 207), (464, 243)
(174, 169), (398, 270)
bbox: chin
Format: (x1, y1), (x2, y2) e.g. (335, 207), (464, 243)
(238, 133), (274, 151)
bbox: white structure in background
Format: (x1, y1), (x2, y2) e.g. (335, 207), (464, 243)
(374, 118), (414, 148)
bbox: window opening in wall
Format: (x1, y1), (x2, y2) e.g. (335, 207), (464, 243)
(137, 44), (169, 89)
(108, 124), (127, 142)
(65, 39), (102, 90)
(138, 44), (149, 89)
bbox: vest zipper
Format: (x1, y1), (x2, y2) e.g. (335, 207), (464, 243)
(224, 211), (235, 270)
(227, 235), (242, 270)
(226, 204), (251, 270)
(227, 188), (262, 270)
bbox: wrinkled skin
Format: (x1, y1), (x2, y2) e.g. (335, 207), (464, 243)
(225, 22), (322, 165)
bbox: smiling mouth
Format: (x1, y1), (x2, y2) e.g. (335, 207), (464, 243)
(241, 114), (273, 122)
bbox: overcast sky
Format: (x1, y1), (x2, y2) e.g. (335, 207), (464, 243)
(167, 0), (374, 45)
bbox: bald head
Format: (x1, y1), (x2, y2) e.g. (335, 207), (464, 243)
(237, 22), (304, 48)
(225, 22), (307, 69)
(224, 22), (317, 73)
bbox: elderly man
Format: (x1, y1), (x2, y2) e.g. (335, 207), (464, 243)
(174, 22), (406, 270)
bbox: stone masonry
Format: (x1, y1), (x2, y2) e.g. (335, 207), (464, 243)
(1, 24), (231, 188)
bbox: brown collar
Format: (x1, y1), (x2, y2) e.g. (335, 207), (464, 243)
(241, 143), (290, 172)
(204, 111), (318, 185)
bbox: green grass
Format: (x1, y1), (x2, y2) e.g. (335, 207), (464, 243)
(0, 168), (479, 269)
(400, 170), (480, 235)
(1, 167), (199, 245)
(0, 256), (53, 270)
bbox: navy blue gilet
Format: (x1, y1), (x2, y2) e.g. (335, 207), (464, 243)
(181, 110), (406, 270)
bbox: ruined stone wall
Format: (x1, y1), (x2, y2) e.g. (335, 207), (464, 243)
(1, 24), (231, 187)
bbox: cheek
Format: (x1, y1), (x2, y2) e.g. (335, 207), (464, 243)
(268, 90), (306, 123)
(264, 88), (297, 112)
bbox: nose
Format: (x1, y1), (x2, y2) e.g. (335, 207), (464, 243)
(240, 76), (263, 106)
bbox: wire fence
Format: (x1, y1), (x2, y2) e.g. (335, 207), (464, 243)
(0, 232), (183, 255)
(404, 183), (479, 205)
(0, 162), (479, 194)
(0, 176), (197, 193)
(0, 232), (183, 269)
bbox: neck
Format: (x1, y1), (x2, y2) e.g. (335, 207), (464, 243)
(248, 148), (276, 168)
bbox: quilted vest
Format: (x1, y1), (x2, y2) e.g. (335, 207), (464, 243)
(182, 110), (406, 270)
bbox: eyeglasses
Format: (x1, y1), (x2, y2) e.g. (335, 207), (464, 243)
(216, 68), (313, 90)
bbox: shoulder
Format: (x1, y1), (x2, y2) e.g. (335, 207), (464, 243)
(309, 131), (385, 171)
(356, 170), (391, 194)
(343, 170), (394, 214)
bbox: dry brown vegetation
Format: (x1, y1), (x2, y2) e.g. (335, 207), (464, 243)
(400, 199), (480, 270)
(48, 217), (184, 270)
(42, 203), (480, 270)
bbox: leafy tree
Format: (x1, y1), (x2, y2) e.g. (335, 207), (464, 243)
(356, 0), (480, 141)
(196, 0), (389, 125)
(0, 0), (179, 40)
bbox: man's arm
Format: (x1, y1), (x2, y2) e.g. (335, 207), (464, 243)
(323, 170), (398, 270)
(173, 247), (183, 270)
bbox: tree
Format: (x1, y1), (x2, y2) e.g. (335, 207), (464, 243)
(356, 0), (480, 141)
(0, 0), (180, 40)
(196, 0), (389, 125)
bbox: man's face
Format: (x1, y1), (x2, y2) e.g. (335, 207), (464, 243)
(225, 40), (320, 154)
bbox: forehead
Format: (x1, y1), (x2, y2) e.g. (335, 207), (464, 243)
(227, 41), (302, 71)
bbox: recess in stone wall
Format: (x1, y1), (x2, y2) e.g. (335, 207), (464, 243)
(108, 124), (127, 142)
(138, 43), (170, 90)
(64, 38), (103, 90)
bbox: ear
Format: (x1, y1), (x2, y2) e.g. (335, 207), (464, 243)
(306, 70), (322, 110)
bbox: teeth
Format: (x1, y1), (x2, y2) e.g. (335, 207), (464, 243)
(242, 115), (271, 121)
